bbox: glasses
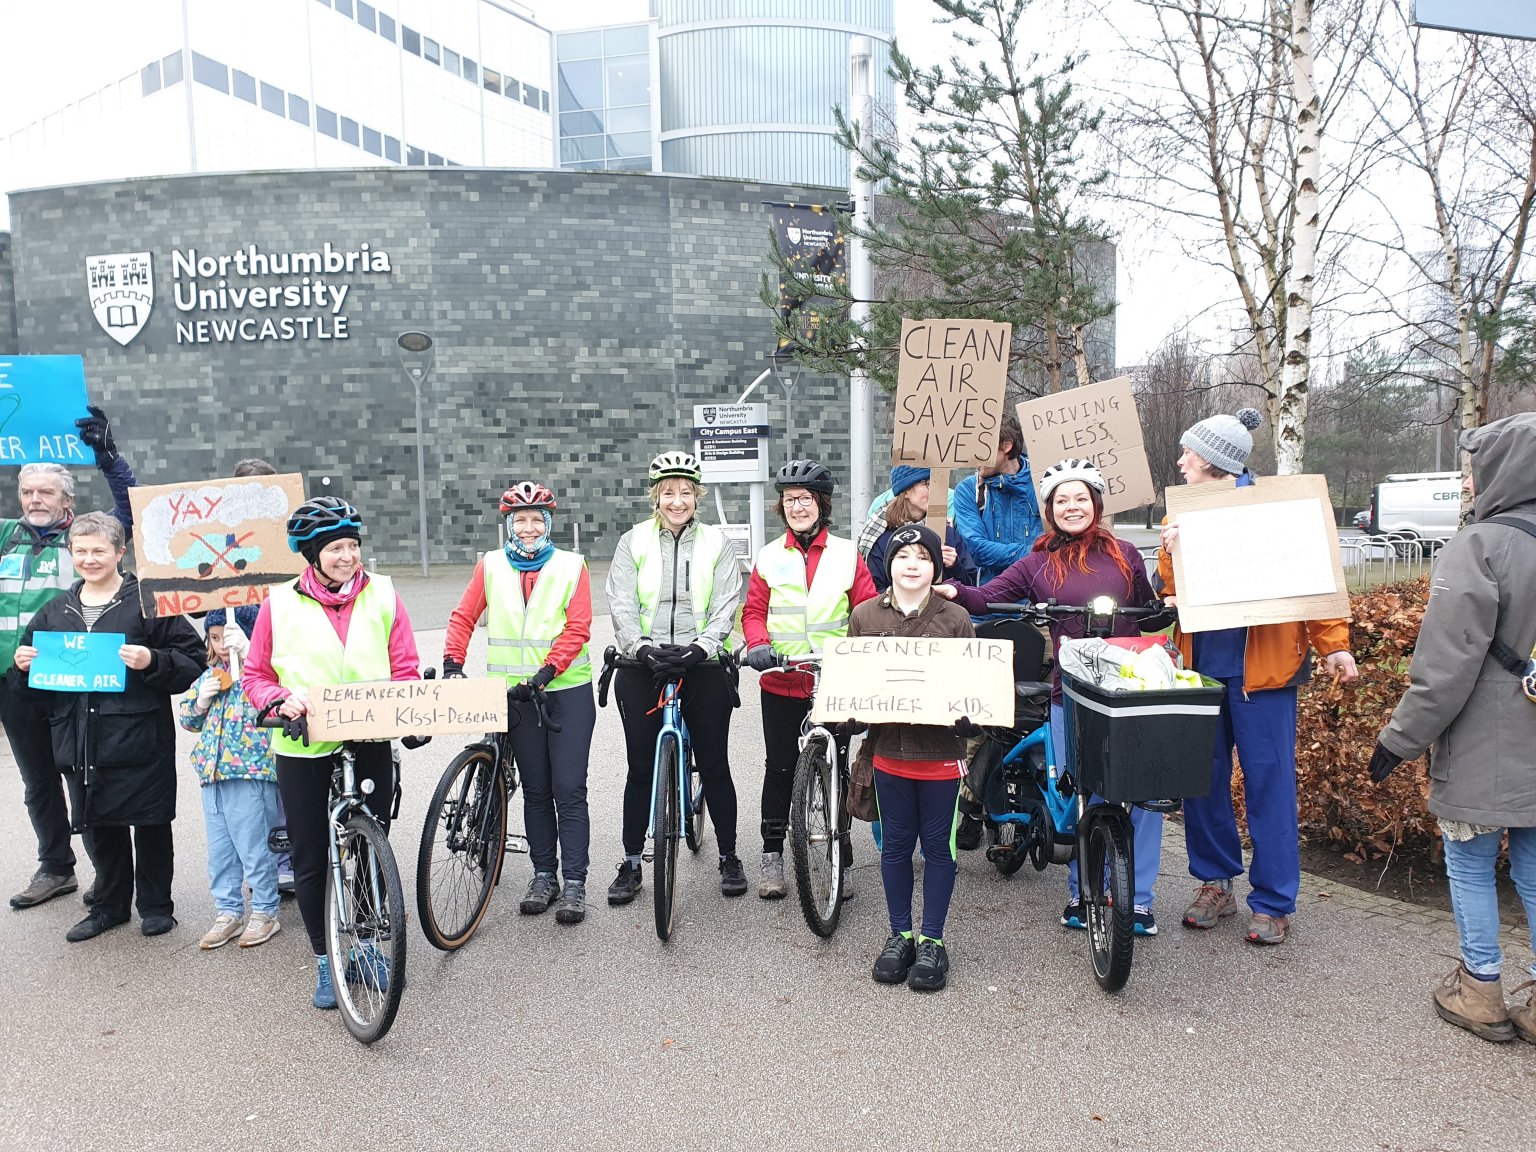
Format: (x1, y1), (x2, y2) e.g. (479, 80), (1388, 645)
(782, 495), (818, 508)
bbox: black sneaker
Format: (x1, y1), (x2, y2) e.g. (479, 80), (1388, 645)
(607, 861), (643, 906)
(1060, 899), (1087, 930)
(64, 912), (128, 943)
(141, 915), (177, 937)
(907, 938), (950, 992)
(872, 933), (917, 984)
(519, 872), (560, 915)
(554, 881), (586, 925)
(955, 813), (983, 851)
(719, 854), (748, 897)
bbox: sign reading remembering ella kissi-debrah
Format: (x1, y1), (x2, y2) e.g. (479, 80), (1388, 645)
(1015, 376), (1156, 515)
(811, 636), (1015, 728)
(305, 677), (509, 742)
(892, 319), (1011, 469)
(28, 632), (127, 693)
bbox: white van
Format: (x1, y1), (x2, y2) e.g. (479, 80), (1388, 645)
(1369, 472), (1461, 543)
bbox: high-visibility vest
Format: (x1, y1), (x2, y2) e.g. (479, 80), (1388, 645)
(753, 532), (856, 657)
(267, 573), (396, 758)
(0, 520), (75, 670)
(630, 518), (732, 650)
(484, 548), (592, 689)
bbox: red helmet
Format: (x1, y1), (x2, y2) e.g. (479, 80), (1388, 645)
(499, 482), (557, 513)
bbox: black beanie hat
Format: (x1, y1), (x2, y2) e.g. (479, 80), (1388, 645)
(298, 527), (361, 567)
(886, 523), (944, 583)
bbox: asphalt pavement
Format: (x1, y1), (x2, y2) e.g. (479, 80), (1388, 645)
(0, 576), (1532, 1152)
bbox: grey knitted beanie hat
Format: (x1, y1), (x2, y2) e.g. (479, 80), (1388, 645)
(1180, 408), (1263, 475)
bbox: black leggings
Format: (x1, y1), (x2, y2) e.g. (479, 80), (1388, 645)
(759, 689), (812, 854)
(275, 744), (394, 955)
(615, 664), (738, 858)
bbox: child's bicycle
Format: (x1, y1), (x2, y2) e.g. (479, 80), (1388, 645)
(970, 597), (1222, 992)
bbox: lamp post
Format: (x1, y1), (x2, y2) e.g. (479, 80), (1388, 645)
(396, 330), (434, 577)
(771, 352), (803, 463)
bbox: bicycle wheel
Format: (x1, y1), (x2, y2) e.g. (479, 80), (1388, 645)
(1082, 809), (1134, 993)
(326, 814), (407, 1045)
(684, 746), (707, 854)
(653, 735), (680, 942)
(417, 745), (508, 951)
(790, 734), (843, 938)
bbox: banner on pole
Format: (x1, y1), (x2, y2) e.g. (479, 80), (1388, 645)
(770, 204), (847, 358)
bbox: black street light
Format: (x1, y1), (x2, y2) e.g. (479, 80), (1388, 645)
(396, 331), (434, 577)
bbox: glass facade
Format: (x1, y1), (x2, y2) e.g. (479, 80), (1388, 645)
(555, 24), (655, 172)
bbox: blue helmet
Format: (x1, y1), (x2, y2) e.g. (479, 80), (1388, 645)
(286, 496), (363, 553)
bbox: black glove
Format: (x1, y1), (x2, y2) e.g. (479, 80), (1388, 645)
(441, 659), (466, 680)
(281, 712), (310, 747)
(401, 734), (432, 750)
(953, 716), (983, 739)
(635, 644), (662, 673)
(530, 665), (557, 690)
(655, 644), (708, 673)
(509, 682), (536, 704)
(74, 405), (118, 468)
(829, 718), (868, 740)
(743, 644), (780, 672)
(1368, 741), (1404, 784)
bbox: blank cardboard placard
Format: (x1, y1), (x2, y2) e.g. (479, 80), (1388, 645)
(306, 677), (509, 742)
(811, 636), (1015, 728)
(1165, 474), (1349, 633)
(1015, 376), (1155, 515)
(129, 473), (307, 617)
(892, 318), (1011, 470)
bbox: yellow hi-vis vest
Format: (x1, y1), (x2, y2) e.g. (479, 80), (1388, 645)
(484, 548), (592, 689)
(754, 533), (856, 657)
(267, 573), (396, 758)
(631, 518), (732, 650)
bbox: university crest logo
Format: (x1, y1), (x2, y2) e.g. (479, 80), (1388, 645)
(85, 252), (154, 346)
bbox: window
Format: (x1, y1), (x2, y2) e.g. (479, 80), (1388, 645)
(559, 30), (602, 59)
(314, 0), (330, 6)
(608, 154), (649, 171)
(443, 48), (460, 76)
(384, 135), (400, 162)
(606, 55), (648, 107)
(608, 131), (649, 159)
(561, 110), (601, 136)
(356, 1), (375, 32)
(423, 37), (439, 65)
(316, 106), (338, 137)
(560, 135), (603, 163)
(483, 68), (501, 95)
(340, 115), (359, 145)
(604, 105), (648, 134)
(406, 144), (425, 165)
(192, 52), (228, 93)
(401, 26), (420, 55)
(604, 24), (649, 56)
(233, 70), (257, 104)
(463, 58), (477, 85)
(378, 12), (395, 41)
(141, 60), (162, 96)
(558, 59), (600, 110)
(523, 83), (540, 109)
(288, 93), (309, 125)
(541, 90), (549, 112)
(162, 51), (184, 86)
(260, 81), (285, 115)
(334, 0), (353, 15)
(503, 74), (520, 98)
(427, 152), (443, 165)
(362, 126), (381, 155)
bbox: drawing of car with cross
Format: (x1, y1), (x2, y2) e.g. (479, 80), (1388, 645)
(175, 531), (262, 578)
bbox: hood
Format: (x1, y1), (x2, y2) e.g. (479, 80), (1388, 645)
(1461, 412), (1536, 519)
(991, 465), (1035, 492)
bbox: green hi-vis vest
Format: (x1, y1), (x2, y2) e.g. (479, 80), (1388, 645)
(267, 573), (396, 758)
(754, 533), (856, 658)
(0, 520), (75, 670)
(484, 548), (592, 690)
(631, 518), (732, 651)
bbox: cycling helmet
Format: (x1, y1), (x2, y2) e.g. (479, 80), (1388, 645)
(286, 496), (363, 553)
(650, 451), (702, 484)
(773, 459), (835, 496)
(499, 482), (557, 513)
(1038, 458), (1106, 503)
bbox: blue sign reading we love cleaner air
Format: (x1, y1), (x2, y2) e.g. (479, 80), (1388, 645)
(28, 631), (128, 693)
(0, 355), (93, 467)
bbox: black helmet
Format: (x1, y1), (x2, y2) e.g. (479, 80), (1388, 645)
(773, 459), (835, 496)
(286, 496), (364, 553)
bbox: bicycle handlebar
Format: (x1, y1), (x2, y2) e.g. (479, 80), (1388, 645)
(598, 644), (739, 708)
(985, 600), (1166, 621)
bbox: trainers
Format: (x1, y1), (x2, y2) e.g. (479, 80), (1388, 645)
(719, 854), (748, 897)
(10, 869), (77, 910)
(1060, 899), (1087, 930)
(519, 872), (560, 915)
(607, 861), (643, 906)
(277, 870), (296, 897)
(238, 912), (281, 948)
(1245, 912), (1290, 946)
(872, 933), (917, 984)
(313, 956), (338, 1010)
(955, 813), (983, 851)
(554, 881), (587, 925)
(141, 915), (177, 937)
(65, 911), (128, 943)
(198, 912), (245, 950)
(1133, 908), (1158, 937)
(1182, 882), (1238, 929)
(1433, 964), (1514, 1043)
(908, 938), (950, 992)
(345, 941), (394, 992)
(758, 852), (786, 900)
(1509, 980), (1536, 1044)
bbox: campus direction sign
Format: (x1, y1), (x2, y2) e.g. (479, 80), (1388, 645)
(691, 402), (770, 484)
(1414, 1), (1536, 41)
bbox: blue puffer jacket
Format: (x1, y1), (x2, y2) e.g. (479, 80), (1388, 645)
(952, 462), (1044, 584)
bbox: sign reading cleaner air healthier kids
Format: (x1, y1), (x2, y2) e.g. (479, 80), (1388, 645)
(0, 356), (94, 467)
(28, 631), (128, 693)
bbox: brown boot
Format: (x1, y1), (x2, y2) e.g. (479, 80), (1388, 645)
(1509, 980), (1536, 1044)
(1433, 964), (1515, 1043)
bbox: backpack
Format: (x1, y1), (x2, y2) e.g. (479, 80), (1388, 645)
(1482, 516), (1536, 703)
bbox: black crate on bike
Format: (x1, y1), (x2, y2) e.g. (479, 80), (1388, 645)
(1061, 673), (1224, 803)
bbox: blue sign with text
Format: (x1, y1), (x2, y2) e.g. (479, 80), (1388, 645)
(0, 355), (92, 467)
(28, 631), (128, 693)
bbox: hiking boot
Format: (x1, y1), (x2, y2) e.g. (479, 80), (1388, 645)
(1133, 908), (1158, 937)
(908, 939), (950, 992)
(238, 912), (281, 948)
(141, 915), (177, 937)
(1509, 981), (1536, 1044)
(1060, 899), (1087, 930)
(199, 913), (245, 950)
(554, 881), (587, 925)
(955, 813), (983, 851)
(10, 870), (77, 910)
(1183, 883), (1238, 929)
(313, 957), (338, 1010)
(65, 911), (128, 943)
(1244, 912), (1290, 946)
(1433, 964), (1515, 1043)
(519, 872), (560, 915)
(719, 854), (748, 897)
(758, 852), (786, 900)
(872, 933), (917, 984)
(607, 861), (643, 906)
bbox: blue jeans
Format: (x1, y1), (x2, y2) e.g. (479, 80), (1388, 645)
(202, 779), (282, 917)
(1442, 827), (1536, 980)
(1053, 703), (1163, 912)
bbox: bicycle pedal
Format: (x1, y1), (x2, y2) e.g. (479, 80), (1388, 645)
(641, 845), (655, 863)
(504, 835), (530, 854)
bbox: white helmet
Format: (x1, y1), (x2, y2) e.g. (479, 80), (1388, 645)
(1039, 458), (1106, 503)
(649, 450), (702, 484)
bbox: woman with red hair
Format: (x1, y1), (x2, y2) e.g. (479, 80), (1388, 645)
(938, 458), (1171, 934)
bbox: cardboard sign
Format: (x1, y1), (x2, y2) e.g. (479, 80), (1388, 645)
(1016, 376), (1155, 515)
(0, 355), (93, 467)
(28, 631), (127, 692)
(305, 677), (509, 742)
(129, 474), (307, 617)
(1165, 474), (1349, 633)
(892, 319), (1011, 470)
(811, 636), (1015, 728)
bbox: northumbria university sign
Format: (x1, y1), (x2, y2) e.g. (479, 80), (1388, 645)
(84, 243), (394, 347)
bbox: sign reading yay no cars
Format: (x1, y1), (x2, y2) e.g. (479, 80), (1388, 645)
(691, 402), (770, 484)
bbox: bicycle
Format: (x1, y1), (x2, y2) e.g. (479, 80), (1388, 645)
(598, 647), (734, 941)
(416, 683), (557, 951)
(256, 705), (407, 1045)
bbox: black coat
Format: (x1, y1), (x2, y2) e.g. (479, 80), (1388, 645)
(13, 574), (205, 826)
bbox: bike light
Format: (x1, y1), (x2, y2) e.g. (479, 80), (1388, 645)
(1089, 595), (1116, 616)
(360, 779), (376, 795)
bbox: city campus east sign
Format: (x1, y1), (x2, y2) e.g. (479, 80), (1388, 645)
(84, 242), (394, 347)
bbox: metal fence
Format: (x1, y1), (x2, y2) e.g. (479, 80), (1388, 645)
(1339, 533), (1440, 586)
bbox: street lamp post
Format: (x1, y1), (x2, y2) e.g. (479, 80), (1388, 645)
(396, 330), (434, 578)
